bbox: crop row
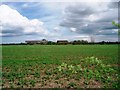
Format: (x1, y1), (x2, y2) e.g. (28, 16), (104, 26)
(2, 56), (119, 88)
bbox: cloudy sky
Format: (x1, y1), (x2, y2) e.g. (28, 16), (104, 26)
(0, 0), (119, 43)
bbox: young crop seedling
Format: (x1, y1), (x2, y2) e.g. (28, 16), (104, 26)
(29, 80), (36, 87)
(55, 56), (119, 88)
(34, 71), (40, 78)
(45, 70), (52, 75)
(17, 79), (26, 87)
(2, 44), (119, 88)
(67, 82), (77, 88)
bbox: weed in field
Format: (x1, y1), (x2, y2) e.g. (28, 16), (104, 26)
(10, 82), (14, 88)
(67, 82), (77, 88)
(29, 80), (36, 87)
(45, 70), (52, 75)
(42, 76), (49, 80)
(84, 80), (89, 85)
(55, 56), (119, 88)
(55, 74), (61, 80)
(34, 71), (40, 78)
(17, 79), (26, 87)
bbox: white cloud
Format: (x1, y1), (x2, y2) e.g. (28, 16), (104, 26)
(88, 14), (99, 22)
(70, 27), (77, 32)
(0, 4), (48, 37)
(54, 27), (60, 31)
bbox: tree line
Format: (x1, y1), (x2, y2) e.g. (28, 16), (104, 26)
(1, 40), (120, 45)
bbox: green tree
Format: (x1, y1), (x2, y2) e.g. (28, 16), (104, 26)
(112, 21), (120, 35)
(112, 21), (120, 28)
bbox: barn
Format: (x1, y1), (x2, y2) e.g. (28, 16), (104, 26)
(57, 40), (68, 45)
(25, 39), (48, 45)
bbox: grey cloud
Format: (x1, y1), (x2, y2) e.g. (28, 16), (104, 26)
(2, 33), (22, 37)
(65, 4), (94, 17)
(95, 9), (118, 23)
(107, 2), (118, 9)
(60, 2), (118, 38)
(1, 24), (24, 37)
(95, 35), (118, 42)
(1, 23), (40, 37)
(96, 30), (118, 35)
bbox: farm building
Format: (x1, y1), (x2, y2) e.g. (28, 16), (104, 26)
(57, 40), (68, 45)
(25, 39), (48, 45)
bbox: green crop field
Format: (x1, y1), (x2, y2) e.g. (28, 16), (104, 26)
(1, 45), (120, 88)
